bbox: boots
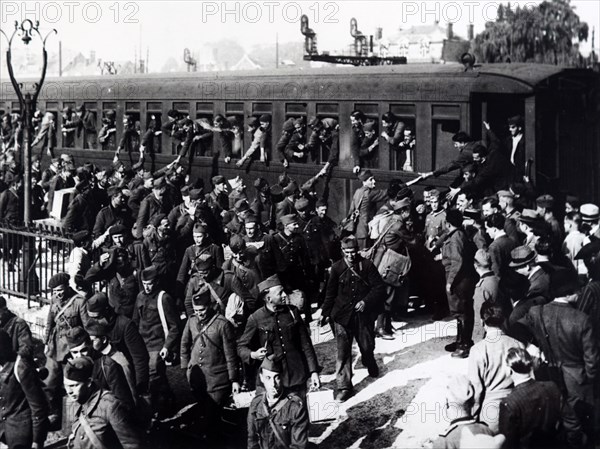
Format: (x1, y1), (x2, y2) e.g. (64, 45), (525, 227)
(445, 319), (462, 352)
(376, 313), (394, 340)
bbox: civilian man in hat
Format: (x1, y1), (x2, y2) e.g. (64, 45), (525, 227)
(0, 295), (35, 357)
(133, 266), (179, 417)
(134, 176), (169, 240)
(498, 347), (562, 449)
(420, 132), (476, 183)
(85, 292), (149, 399)
(433, 374), (494, 448)
(44, 272), (88, 424)
(0, 330), (48, 449)
(510, 245), (550, 300)
(536, 194), (563, 245)
(322, 236), (386, 402)
(76, 104), (97, 149)
(276, 180), (299, 223)
(518, 209), (545, 250)
(238, 274), (320, 396)
(63, 356), (142, 449)
(580, 203), (600, 243)
(348, 169), (388, 249)
(66, 326), (134, 410)
(247, 354), (310, 449)
(522, 268), (599, 448)
(442, 209), (478, 359)
(93, 186), (133, 242)
(180, 286), (240, 436)
(485, 213), (517, 279)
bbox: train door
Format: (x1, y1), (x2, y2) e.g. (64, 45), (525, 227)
(431, 105), (461, 171)
(354, 103), (379, 169)
(389, 104), (416, 172)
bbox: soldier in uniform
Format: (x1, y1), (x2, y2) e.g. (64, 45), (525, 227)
(134, 176), (169, 240)
(115, 114), (140, 165)
(0, 295), (35, 357)
(348, 169), (388, 249)
(251, 177), (276, 231)
(247, 354), (310, 449)
(206, 175), (230, 218)
(61, 106), (78, 148)
(98, 110), (117, 152)
(275, 181), (299, 223)
(180, 287), (240, 436)
(76, 104), (97, 149)
(321, 236), (386, 402)
(93, 186), (134, 245)
(63, 357), (142, 449)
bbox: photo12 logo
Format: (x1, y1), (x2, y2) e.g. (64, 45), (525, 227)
(200, 1), (339, 24)
(1, 2), (140, 24)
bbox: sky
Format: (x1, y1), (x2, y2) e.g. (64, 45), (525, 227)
(1, 0), (598, 72)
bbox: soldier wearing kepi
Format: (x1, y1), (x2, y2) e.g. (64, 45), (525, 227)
(247, 355), (310, 449)
(237, 275), (320, 397)
(321, 236), (386, 402)
(347, 169), (388, 249)
(63, 357), (142, 449)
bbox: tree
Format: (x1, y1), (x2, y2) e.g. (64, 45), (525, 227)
(473, 0), (588, 66)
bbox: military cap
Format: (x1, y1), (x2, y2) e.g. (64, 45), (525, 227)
(282, 119), (295, 133)
(358, 170), (374, 182)
(474, 249), (492, 268)
(109, 224), (128, 236)
(153, 177), (166, 189)
(244, 213), (259, 224)
(247, 117), (260, 128)
(392, 197), (411, 211)
(518, 209), (542, 225)
(106, 186), (122, 198)
(446, 209), (464, 228)
(229, 234), (247, 254)
(192, 284), (211, 307)
(282, 181), (299, 197)
(463, 208), (480, 220)
(226, 116), (240, 127)
(181, 186), (190, 197)
(257, 274), (282, 294)
(261, 354), (284, 373)
(193, 222), (207, 234)
(71, 230), (90, 246)
(507, 115), (524, 127)
(194, 254), (215, 271)
(49, 273), (70, 289)
(235, 199), (251, 213)
(280, 214), (299, 227)
(341, 236), (359, 250)
(259, 114), (272, 123)
(294, 198), (310, 212)
(575, 239), (600, 261)
(66, 327), (89, 349)
(445, 374), (475, 405)
(509, 246), (537, 268)
(142, 171), (153, 180)
(141, 266), (158, 281)
(64, 356), (94, 382)
(316, 198), (328, 208)
(167, 109), (180, 119)
(363, 121), (376, 133)
(189, 189), (203, 200)
(132, 161), (144, 171)
(212, 175), (226, 186)
(452, 132), (472, 143)
(87, 292), (110, 315)
(550, 268), (580, 298)
(536, 194), (554, 209)
(580, 203), (600, 222)
(497, 189), (514, 199)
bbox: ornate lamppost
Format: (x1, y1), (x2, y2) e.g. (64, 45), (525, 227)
(1, 20), (56, 296)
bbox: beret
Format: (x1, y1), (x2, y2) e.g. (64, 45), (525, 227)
(66, 326), (89, 349)
(282, 181), (299, 196)
(445, 374), (475, 405)
(194, 254), (215, 271)
(474, 249), (491, 268)
(280, 214), (299, 226)
(580, 203), (600, 222)
(71, 230), (90, 246)
(510, 246), (537, 268)
(445, 209), (464, 228)
(192, 284), (211, 307)
(358, 170), (374, 182)
(235, 199), (251, 213)
(141, 266), (158, 281)
(341, 236), (359, 250)
(261, 353), (284, 373)
(294, 198), (310, 212)
(64, 356), (94, 382)
(259, 114), (272, 123)
(536, 194), (554, 209)
(193, 222), (207, 234)
(109, 224), (128, 236)
(87, 292), (110, 315)
(153, 177), (166, 189)
(189, 189), (203, 200)
(212, 175), (226, 185)
(257, 274), (282, 294)
(49, 273), (70, 289)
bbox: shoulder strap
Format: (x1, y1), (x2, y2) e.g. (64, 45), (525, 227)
(78, 413), (110, 449)
(157, 291), (169, 340)
(370, 216), (399, 252)
(263, 397), (291, 449)
(54, 294), (80, 323)
(192, 313), (220, 348)
(204, 282), (225, 311)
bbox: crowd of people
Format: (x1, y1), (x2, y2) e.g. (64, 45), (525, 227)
(0, 106), (599, 449)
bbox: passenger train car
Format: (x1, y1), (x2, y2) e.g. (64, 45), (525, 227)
(2, 63), (599, 221)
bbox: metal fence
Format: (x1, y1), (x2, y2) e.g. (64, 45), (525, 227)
(0, 225), (74, 307)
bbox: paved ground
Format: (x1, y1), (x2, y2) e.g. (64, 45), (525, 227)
(6, 296), (468, 449)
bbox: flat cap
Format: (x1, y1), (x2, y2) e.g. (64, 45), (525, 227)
(358, 170), (374, 182)
(507, 115), (524, 127)
(259, 114), (272, 123)
(392, 197), (411, 211)
(85, 320), (110, 337)
(580, 203), (600, 222)
(280, 214), (299, 226)
(212, 175), (226, 186)
(49, 273), (70, 289)
(192, 284), (211, 307)
(536, 194), (554, 209)
(141, 266), (158, 282)
(189, 189), (203, 200)
(66, 327), (89, 349)
(510, 246), (537, 268)
(261, 353), (284, 373)
(64, 356), (94, 382)
(235, 199), (251, 213)
(258, 274), (282, 294)
(109, 224), (128, 236)
(87, 292), (110, 315)
(550, 268), (580, 298)
(519, 209), (542, 224)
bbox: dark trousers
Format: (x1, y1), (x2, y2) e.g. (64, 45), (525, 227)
(447, 277), (476, 345)
(562, 375), (595, 448)
(335, 313), (376, 391)
(188, 365), (231, 435)
(43, 356), (63, 420)
(149, 350), (174, 418)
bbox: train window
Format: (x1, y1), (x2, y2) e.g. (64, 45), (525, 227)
(226, 103), (244, 114)
(80, 103), (97, 150)
(390, 104), (416, 116)
(125, 102), (140, 111)
(316, 103), (339, 116)
(354, 104), (379, 169)
(195, 109), (214, 157)
(172, 102), (190, 116)
(144, 112), (162, 155)
(252, 103), (272, 115)
(432, 104), (460, 120)
(286, 103), (307, 115)
(147, 102), (162, 111)
(389, 104), (416, 171)
(102, 102), (117, 112)
(432, 119), (460, 170)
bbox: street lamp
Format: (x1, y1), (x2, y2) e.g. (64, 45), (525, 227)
(1, 20), (56, 299)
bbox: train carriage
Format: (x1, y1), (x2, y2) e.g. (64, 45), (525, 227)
(2, 63), (599, 222)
